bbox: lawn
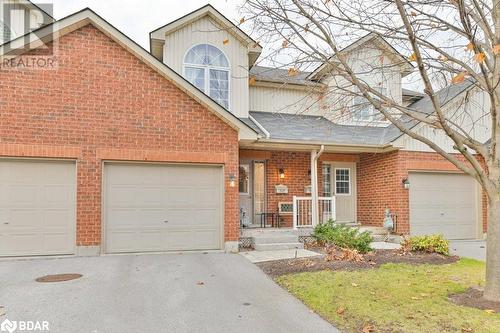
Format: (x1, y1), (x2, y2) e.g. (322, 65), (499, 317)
(277, 259), (500, 333)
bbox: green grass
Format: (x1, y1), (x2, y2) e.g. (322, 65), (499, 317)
(277, 259), (500, 333)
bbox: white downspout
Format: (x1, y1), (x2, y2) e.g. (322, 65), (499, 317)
(311, 145), (325, 227)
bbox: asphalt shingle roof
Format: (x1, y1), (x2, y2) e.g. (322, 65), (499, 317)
(248, 112), (390, 145)
(249, 66), (315, 86)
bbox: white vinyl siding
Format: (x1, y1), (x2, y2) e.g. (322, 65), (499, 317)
(249, 85), (323, 115)
(162, 15), (249, 117)
(395, 88), (491, 153)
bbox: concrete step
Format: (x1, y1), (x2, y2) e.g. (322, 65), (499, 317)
(338, 222), (361, 228)
(358, 226), (387, 235)
(252, 234), (299, 245)
(254, 242), (304, 251)
(372, 234), (403, 244)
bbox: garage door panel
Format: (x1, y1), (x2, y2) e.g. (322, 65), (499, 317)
(409, 173), (478, 240)
(0, 160), (76, 257)
(105, 164), (223, 253)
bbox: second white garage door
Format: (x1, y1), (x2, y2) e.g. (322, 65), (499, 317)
(409, 172), (479, 240)
(104, 163), (223, 253)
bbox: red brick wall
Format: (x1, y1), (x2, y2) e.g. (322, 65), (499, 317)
(0, 24), (240, 246)
(239, 150), (358, 227)
(358, 151), (487, 235)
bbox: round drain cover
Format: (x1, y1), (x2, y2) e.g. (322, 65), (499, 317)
(35, 274), (82, 283)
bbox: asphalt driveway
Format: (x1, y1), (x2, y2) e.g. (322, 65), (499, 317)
(0, 253), (337, 333)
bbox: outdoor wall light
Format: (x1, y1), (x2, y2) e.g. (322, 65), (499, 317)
(402, 178), (410, 189)
(229, 174), (236, 187)
(279, 168), (285, 179)
(308, 169), (311, 180)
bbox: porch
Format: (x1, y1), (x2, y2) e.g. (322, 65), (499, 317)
(238, 148), (360, 231)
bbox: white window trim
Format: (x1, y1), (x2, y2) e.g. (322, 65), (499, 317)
(351, 86), (388, 124)
(334, 167), (351, 196)
(182, 43), (231, 111)
(239, 164), (250, 195)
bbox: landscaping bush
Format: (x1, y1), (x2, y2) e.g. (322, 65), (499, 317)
(312, 220), (373, 254)
(402, 234), (449, 255)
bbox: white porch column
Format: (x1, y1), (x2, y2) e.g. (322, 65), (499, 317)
(310, 145), (325, 227)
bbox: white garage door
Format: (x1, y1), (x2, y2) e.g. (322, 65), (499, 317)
(104, 163), (223, 253)
(0, 160), (76, 257)
(409, 172), (478, 240)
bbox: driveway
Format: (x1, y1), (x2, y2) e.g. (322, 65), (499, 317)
(449, 240), (486, 261)
(0, 253), (337, 333)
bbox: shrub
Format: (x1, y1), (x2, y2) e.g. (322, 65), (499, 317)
(402, 234), (449, 255)
(312, 220), (373, 254)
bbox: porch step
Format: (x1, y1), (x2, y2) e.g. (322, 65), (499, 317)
(253, 234), (300, 245)
(254, 242), (304, 251)
(372, 234), (403, 244)
(357, 226), (387, 235)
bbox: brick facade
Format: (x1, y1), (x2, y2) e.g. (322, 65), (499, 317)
(357, 150), (487, 234)
(0, 24), (240, 247)
(241, 149), (487, 235)
(239, 150), (358, 227)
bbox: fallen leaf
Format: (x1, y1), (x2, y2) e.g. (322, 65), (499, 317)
(408, 53), (417, 62)
(362, 324), (375, 333)
(223, 39), (230, 45)
(351, 282), (359, 287)
(451, 72), (466, 84)
(196, 281), (205, 286)
(493, 44), (500, 55)
(336, 307), (345, 315)
(406, 314), (415, 320)
(485, 309), (496, 314)
(461, 327), (473, 333)
(474, 52), (486, 63)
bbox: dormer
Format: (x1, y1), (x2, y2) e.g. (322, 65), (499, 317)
(0, 0), (53, 44)
(150, 5), (262, 118)
(309, 33), (414, 127)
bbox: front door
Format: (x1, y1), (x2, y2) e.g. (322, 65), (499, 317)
(239, 161), (267, 227)
(323, 162), (357, 223)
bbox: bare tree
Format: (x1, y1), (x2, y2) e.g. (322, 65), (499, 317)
(242, 0), (500, 301)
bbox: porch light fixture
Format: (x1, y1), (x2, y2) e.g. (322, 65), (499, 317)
(402, 178), (410, 189)
(308, 169), (311, 180)
(229, 174), (236, 187)
(279, 168), (285, 179)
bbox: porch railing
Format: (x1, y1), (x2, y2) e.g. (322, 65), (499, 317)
(292, 196), (336, 229)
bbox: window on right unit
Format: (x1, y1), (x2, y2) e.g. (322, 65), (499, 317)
(335, 168), (351, 195)
(352, 86), (387, 122)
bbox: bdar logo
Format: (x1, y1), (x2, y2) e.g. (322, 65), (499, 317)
(0, 319), (17, 333)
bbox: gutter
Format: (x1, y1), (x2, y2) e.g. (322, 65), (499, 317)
(254, 138), (397, 151)
(249, 115), (271, 139)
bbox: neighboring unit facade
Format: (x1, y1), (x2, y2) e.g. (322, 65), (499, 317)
(0, 4), (489, 257)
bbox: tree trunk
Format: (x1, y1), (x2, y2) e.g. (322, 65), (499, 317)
(484, 197), (500, 302)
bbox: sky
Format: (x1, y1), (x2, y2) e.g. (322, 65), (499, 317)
(34, 0), (245, 49)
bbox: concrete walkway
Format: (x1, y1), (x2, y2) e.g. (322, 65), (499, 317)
(450, 240), (486, 261)
(0, 253), (338, 333)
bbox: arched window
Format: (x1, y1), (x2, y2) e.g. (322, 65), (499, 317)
(183, 44), (230, 110)
(0, 19), (13, 44)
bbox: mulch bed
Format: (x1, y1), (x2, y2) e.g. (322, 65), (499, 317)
(449, 288), (500, 312)
(256, 249), (459, 278)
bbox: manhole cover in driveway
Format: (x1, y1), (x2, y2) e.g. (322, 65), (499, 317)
(35, 274), (82, 283)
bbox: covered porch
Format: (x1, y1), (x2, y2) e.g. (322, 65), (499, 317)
(238, 141), (396, 234)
